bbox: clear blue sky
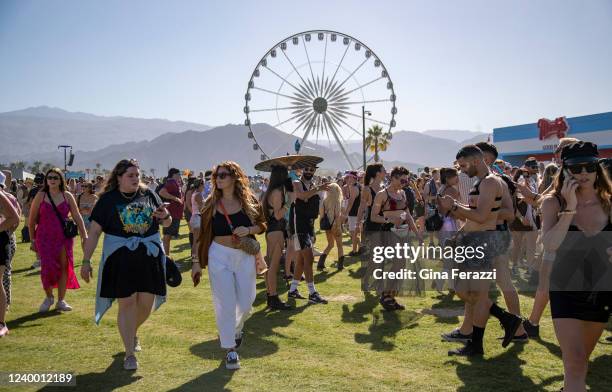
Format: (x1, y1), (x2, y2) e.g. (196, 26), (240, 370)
(1, 0), (611, 133)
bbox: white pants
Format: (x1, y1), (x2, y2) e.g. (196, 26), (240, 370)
(207, 241), (256, 349)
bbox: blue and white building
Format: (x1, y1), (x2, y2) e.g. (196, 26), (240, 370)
(493, 112), (612, 166)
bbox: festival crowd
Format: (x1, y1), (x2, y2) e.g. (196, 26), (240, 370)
(1, 138), (611, 392)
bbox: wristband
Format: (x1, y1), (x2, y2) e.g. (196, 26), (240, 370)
(451, 201), (458, 212)
(161, 213), (171, 221)
(82, 259), (91, 266)
(557, 210), (576, 216)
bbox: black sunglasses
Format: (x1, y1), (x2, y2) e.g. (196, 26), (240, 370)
(46, 175), (60, 180)
(566, 162), (598, 174)
(214, 172), (232, 179)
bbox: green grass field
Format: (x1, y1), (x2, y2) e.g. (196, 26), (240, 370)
(2, 220), (611, 392)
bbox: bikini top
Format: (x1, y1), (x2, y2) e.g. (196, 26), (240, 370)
(468, 175), (502, 211)
(381, 189), (407, 213)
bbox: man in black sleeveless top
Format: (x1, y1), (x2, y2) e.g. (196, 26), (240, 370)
(288, 166), (329, 304)
(438, 145), (523, 356)
(344, 171), (361, 256)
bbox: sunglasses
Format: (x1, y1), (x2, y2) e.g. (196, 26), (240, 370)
(303, 168), (316, 173)
(46, 175), (60, 180)
(215, 172), (232, 179)
(566, 162), (598, 174)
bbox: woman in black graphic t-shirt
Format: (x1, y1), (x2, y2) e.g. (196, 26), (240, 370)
(81, 159), (171, 371)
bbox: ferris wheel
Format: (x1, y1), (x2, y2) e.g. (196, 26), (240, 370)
(244, 30), (397, 169)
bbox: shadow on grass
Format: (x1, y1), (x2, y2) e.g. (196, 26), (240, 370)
(11, 266), (37, 274)
(39, 353), (142, 392)
(172, 303), (307, 391)
(7, 310), (62, 330)
(341, 291), (378, 324)
(446, 343), (554, 391)
(354, 308), (422, 351)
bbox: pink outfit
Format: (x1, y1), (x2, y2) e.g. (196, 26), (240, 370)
(35, 200), (80, 290)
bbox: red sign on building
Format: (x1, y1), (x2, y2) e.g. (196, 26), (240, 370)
(537, 117), (569, 140)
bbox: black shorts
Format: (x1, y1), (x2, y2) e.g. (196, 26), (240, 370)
(293, 233), (313, 250)
(0, 231), (15, 267)
(162, 218), (181, 236)
(550, 291), (612, 323)
(100, 243), (166, 299)
(454, 231), (502, 271)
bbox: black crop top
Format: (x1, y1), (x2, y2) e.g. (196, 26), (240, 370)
(212, 210), (253, 236)
(469, 175), (503, 211)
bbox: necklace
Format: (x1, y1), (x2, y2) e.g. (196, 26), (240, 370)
(119, 189), (138, 201)
(577, 199), (598, 208)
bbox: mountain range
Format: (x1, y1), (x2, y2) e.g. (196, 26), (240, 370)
(0, 106), (211, 157)
(0, 106), (490, 175)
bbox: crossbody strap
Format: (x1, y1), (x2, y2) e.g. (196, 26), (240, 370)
(47, 191), (66, 226)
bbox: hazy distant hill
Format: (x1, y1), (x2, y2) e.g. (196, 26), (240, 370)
(1, 106), (494, 173)
(423, 129), (487, 142)
(0, 106), (211, 157)
(6, 123), (425, 175)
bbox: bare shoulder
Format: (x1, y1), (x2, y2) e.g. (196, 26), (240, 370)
(541, 194), (561, 212)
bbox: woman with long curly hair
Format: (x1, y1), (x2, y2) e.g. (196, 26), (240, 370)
(541, 141), (612, 391)
(28, 168), (87, 313)
(194, 161), (267, 370)
(80, 159), (172, 370)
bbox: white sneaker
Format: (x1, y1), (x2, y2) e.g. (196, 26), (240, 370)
(39, 297), (54, 312)
(56, 300), (72, 311)
(225, 350), (240, 370)
(31, 260), (40, 269)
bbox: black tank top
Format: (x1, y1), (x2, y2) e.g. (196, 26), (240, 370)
(212, 210), (252, 236)
(551, 194), (612, 292)
(364, 186), (381, 231)
(469, 175), (502, 211)
(348, 184), (361, 217)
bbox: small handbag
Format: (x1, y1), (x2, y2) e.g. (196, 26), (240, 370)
(218, 200), (261, 255)
(319, 206), (333, 231)
(47, 191), (78, 238)
(165, 256), (182, 287)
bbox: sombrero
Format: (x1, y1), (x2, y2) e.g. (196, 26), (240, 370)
(254, 154), (324, 172)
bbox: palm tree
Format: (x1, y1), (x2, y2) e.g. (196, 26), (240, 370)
(41, 163), (54, 173)
(29, 160), (43, 174)
(365, 125), (393, 163)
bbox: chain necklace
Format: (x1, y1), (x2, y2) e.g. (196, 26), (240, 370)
(119, 189), (138, 201)
(577, 199), (598, 209)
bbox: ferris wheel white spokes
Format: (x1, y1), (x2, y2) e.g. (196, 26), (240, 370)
(245, 30), (397, 169)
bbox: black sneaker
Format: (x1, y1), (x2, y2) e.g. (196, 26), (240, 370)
(267, 294), (292, 310)
(500, 313), (523, 348)
(606, 336), (612, 343)
(441, 329), (473, 343)
(348, 250), (359, 257)
(523, 319), (540, 339)
(225, 350), (240, 370)
(308, 292), (328, 304)
(337, 256), (345, 271)
(448, 341), (484, 357)
(288, 289), (306, 300)
(235, 331), (243, 349)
